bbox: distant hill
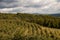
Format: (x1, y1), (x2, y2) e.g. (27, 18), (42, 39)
(49, 14), (60, 17)
(34, 13), (60, 17)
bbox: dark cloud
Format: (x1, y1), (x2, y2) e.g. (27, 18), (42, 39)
(0, 0), (3, 2)
(24, 5), (41, 8)
(57, 0), (60, 2)
(0, 0), (17, 3)
(0, 0), (18, 8)
(0, 4), (18, 9)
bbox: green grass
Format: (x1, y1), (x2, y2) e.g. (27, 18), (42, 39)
(0, 13), (60, 40)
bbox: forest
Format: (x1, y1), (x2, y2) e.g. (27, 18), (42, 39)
(0, 13), (60, 40)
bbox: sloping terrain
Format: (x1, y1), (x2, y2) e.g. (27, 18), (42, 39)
(0, 13), (60, 40)
(0, 13), (60, 28)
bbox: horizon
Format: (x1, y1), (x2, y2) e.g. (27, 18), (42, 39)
(0, 12), (60, 15)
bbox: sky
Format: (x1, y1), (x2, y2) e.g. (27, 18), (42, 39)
(0, 0), (60, 14)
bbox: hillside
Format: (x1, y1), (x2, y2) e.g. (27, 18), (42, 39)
(0, 13), (60, 40)
(49, 13), (60, 17)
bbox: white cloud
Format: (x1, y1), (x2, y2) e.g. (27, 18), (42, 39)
(0, 0), (60, 14)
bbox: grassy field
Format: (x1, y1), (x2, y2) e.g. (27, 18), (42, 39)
(0, 13), (60, 40)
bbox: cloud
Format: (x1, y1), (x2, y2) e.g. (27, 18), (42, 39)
(57, 0), (60, 2)
(0, 0), (19, 8)
(0, 0), (60, 14)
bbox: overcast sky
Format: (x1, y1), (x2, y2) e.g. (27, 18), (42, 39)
(0, 0), (60, 14)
